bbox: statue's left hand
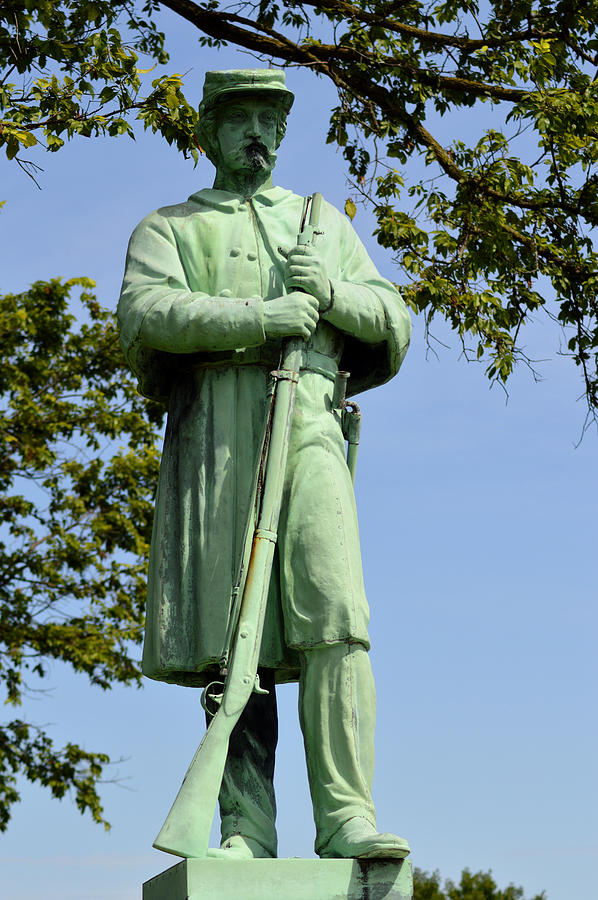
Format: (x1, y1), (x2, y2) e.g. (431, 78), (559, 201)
(285, 246), (331, 310)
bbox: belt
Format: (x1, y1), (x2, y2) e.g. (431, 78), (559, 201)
(188, 346), (340, 382)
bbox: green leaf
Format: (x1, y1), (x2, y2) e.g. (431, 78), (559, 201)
(0, 278), (163, 830)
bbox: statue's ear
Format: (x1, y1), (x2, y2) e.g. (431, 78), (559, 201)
(195, 110), (220, 165)
(275, 111), (288, 150)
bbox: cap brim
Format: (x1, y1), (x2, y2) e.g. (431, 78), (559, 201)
(200, 85), (294, 116)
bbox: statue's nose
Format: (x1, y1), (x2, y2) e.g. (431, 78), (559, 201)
(245, 114), (261, 136)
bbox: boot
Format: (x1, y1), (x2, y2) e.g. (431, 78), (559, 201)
(298, 641), (410, 859)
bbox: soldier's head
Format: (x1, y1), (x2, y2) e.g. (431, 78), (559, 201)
(196, 70), (294, 181)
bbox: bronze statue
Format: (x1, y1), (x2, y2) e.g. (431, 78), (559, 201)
(118, 69), (411, 862)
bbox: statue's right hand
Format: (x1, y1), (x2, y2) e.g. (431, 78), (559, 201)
(263, 292), (319, 340)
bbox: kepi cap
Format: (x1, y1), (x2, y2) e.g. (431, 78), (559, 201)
(199, 69), (294, 117)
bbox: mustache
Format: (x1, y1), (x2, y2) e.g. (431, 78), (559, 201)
(243, 139), (274, 170)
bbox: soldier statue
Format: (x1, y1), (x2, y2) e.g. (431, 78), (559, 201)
(118, 69), (411, 862)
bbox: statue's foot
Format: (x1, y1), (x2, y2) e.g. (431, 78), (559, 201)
(207, 834), (274, 860)
(320, 817), (411, 860)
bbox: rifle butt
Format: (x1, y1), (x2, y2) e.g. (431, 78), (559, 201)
(152, 711), (232, 858)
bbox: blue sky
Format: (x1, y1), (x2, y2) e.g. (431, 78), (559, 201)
(1, 12), (596, 900)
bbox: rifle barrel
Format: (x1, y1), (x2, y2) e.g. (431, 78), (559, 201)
(152, 194), (324, 859)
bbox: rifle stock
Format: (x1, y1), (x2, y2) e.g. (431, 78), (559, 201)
(152, 194), (322, 859)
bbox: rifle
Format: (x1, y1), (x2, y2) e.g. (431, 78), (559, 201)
(152, 193), (324, 860)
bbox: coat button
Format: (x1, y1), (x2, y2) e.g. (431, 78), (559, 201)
(247, 251), (257, 261)
(219, 289), (232, 298)
(230, 247), (241, 257)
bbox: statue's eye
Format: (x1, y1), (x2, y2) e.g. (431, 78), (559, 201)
(224, 109), (245, 122)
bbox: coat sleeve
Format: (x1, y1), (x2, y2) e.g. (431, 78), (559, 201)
(322, 204), (412, 395)
(117, 210), (266, 398)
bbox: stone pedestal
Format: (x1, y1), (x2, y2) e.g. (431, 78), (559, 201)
(143, 857), (413, 900)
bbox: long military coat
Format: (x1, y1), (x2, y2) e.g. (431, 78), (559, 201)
(118, 186), (411, 687)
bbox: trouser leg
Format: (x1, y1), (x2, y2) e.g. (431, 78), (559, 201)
(210, 667), (278, 857)
(298, 641), (377, 855)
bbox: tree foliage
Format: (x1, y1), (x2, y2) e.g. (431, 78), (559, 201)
(2, 1), (598, 425)
(0, 1), (198, 170)
(414, 867), (546, 900)
(0, 278), (163, 829)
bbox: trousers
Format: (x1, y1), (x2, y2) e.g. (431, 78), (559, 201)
(215, 640), (377, 856)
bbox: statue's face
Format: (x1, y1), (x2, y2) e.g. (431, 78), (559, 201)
(215, 97), (280, 178)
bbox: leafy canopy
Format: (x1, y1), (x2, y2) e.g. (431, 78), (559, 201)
(0, 1), (198, 168)
(413, 867), (546, 900)
(2, 1), (598, 426)
(0, 278), (162, 830)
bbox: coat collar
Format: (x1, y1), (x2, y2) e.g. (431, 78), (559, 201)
(187, 186), (295, 212)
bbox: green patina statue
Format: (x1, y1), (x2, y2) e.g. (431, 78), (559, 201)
(118, 69), (412, 863)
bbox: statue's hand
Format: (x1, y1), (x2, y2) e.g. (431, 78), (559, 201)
(264, 292), (319, 341)
(284, 246), (331, 310)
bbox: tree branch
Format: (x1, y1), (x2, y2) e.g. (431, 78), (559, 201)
(159, 0), (528, 102)
(292, 0), (541, 51)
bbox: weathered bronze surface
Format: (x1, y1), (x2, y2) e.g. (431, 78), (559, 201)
(118, 68), (412, 866)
